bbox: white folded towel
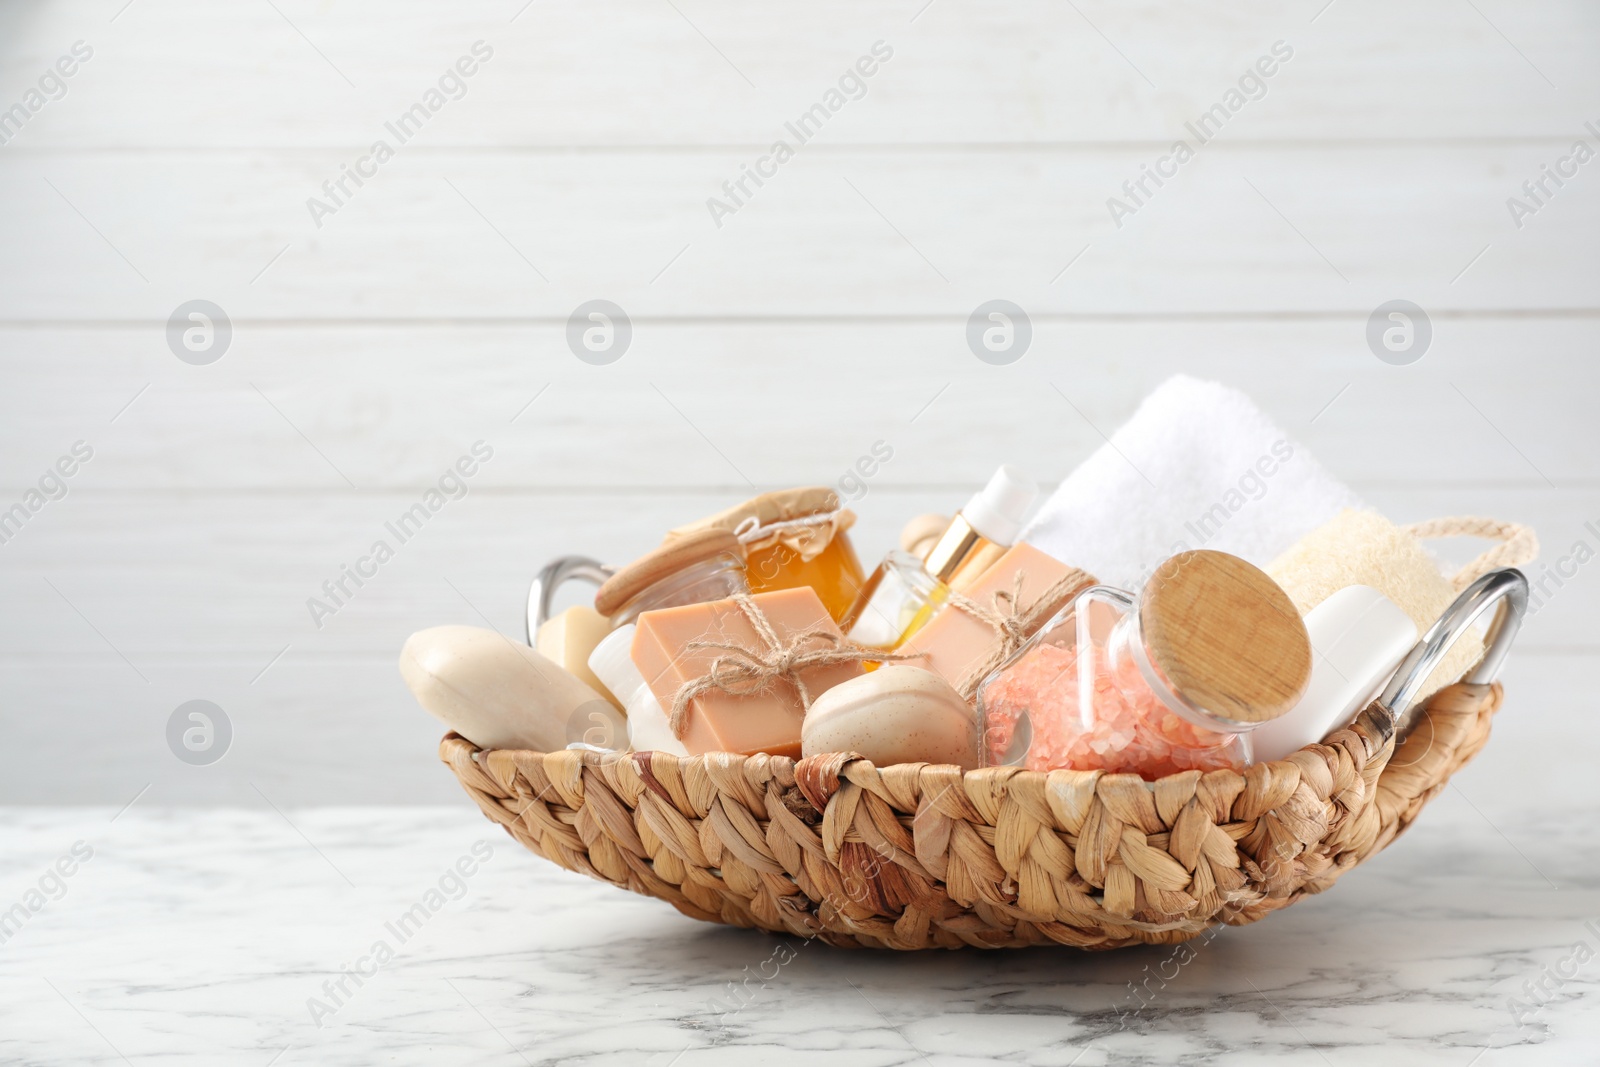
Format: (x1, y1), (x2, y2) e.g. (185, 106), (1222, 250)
(1021, 376), (1363, 589)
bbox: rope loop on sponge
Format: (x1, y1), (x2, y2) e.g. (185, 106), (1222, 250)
(1402, 516), (1538, 590)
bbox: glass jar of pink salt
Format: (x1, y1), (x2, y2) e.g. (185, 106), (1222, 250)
(975, 550), (1313, 780)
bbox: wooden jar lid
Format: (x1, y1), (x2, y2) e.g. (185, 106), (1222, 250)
(1139, 550), (1311, 725)
(594, 528), (743, 617)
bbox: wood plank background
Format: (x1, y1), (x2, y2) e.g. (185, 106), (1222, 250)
(0, 0), (1595, 804)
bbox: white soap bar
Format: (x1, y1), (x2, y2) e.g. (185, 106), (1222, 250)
(801, 665), (980, 769)
(537, 605), (622, 710)
(400, 625), (617, 752)
(1250, 586), (1418, 763)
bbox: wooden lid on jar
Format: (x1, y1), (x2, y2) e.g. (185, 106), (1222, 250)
(594, 528), (742, 617)
(1139, 550), (1312, 725)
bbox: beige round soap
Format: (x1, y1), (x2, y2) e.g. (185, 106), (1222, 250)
(801, 665), (980, 770)
(400, 625), (619, 752)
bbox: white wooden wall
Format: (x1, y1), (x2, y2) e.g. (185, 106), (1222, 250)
(0, 0), (1595, 803)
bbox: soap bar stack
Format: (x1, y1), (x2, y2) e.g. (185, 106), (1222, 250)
(400, 375), (1527, 781)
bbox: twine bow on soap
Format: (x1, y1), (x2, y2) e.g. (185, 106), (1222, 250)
(667, 594), (911, 739)
(946, 568), (1098, 698)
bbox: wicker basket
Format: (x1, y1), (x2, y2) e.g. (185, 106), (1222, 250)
(441, 519), (1534, 950)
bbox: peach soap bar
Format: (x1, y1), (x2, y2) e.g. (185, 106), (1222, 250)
(900, 542), (1083, 691)
(631, 587), (862, 758)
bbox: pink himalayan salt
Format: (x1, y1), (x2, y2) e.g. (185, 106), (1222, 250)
(981, 641), (1242, 779)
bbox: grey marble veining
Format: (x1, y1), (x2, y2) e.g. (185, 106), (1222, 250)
(1, 796), (1596, 1066)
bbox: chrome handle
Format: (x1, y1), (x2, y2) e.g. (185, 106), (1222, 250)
(1365, 567), (1529, 745)
(525, 555), (613, 645)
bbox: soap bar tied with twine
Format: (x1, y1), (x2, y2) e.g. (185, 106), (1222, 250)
(942, 568), (1098, 698)
(667, 593), (915, 739)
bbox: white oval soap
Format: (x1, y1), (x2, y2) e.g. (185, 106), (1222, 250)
(801, 665), (980, 769)
(400, 625), (617, 752)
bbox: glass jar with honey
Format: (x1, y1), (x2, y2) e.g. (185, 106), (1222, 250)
(663, 487), (867, 623)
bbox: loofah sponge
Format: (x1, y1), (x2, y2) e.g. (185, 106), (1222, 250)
(1266, 509), (1482, 703)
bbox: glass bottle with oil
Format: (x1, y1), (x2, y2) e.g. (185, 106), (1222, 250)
(839, 465), (1037, 652)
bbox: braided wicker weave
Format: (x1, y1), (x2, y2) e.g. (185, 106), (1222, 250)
(440, 517), (1532, 950)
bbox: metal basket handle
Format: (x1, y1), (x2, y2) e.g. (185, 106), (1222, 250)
(525, 555), (613, 644)
(1361, 567), (1529, 745)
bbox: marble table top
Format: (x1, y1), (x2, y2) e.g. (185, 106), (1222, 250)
(2, 797), (1594, 1067)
